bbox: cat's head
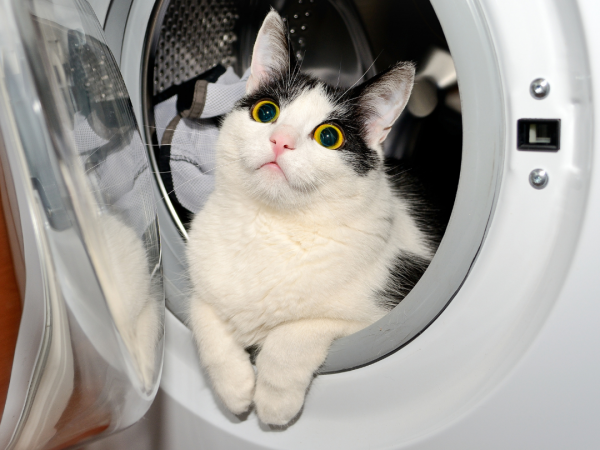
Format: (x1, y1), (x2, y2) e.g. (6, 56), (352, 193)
(217, 10), (415, 210)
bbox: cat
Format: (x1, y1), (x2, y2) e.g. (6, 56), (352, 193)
(187, 9), (439, 426)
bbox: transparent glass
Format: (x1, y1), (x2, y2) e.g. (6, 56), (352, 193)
(0, 0), (164, 448)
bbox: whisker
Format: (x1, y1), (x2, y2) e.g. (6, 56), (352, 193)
(84, 160), (104, 174)
(291, 49), (306, 86)
(337, 51), (382, 102)
(160, 157), (243, 200)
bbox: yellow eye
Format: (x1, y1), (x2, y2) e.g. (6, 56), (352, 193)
(251, 100), (280, 123)
(314, 123), (344, 149)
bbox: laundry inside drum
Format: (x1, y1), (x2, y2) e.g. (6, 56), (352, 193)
(143, 0), (462, 347)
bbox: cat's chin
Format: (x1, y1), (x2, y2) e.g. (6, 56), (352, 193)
(259, 161), (286, 178)
(248, 173), (310, 210)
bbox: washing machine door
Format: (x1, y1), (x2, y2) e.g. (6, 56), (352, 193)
(0, 0), (164, 448)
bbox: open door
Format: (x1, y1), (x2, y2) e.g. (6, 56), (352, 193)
(0, 0), (164, 448)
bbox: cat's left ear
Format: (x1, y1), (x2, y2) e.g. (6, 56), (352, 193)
(358, 62), (416, 149)
(246, 10), (290, 94)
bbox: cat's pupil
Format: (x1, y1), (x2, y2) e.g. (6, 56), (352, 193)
(320, 126), (339, 147)
(258, 103), (277, 122)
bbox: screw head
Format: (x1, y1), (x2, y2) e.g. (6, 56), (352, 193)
(530, 78), (550, 99)
(529, 169), (549, 189)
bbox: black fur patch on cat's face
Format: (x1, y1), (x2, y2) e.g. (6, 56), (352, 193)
(236, 68), (380, 176)
(322, 83), (380, 175)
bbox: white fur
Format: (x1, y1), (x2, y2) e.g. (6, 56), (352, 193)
(187, 10), (427, 426)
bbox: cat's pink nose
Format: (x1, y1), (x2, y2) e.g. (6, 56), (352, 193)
(270, 128), (297, 158)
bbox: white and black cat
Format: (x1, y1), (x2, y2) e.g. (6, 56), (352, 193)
(187, 10), (439, 426)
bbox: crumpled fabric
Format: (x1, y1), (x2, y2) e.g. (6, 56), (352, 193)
(154, 66), (250, 214)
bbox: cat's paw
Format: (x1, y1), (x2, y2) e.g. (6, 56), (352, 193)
(253, 383), (305, 426)
(209, 361), (256, 415)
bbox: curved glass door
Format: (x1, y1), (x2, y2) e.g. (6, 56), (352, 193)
(0, 0), (164, 448)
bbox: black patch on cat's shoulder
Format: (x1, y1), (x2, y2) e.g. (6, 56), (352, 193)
(374, 159), (448, 310)
(385, 159), (445, 249)
(377, 251), (431, 310)
(245, 344), (261, 365)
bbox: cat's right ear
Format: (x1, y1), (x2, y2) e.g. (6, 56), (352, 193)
(246, 10), (290, 94)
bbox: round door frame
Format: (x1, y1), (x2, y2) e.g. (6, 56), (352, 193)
(119, 0), (592, 376)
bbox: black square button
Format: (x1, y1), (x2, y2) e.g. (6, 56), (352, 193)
(517, 119), (561, 151)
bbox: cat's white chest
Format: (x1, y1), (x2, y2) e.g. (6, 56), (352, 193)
(187, 195), (389, 345)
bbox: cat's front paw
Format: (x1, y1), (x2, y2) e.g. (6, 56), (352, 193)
(209, 361), (256, 415)
(253, 383), (305, 426)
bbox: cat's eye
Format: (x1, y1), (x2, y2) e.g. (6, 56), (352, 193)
(251, 100), (280, 123)
(314, 124), (344, 150)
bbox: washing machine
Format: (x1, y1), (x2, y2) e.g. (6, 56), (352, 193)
(0, 0), (599, 448)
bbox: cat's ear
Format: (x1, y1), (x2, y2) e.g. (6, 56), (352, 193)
(246, 10), (290, 94)
(358, 62), (415, 149)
